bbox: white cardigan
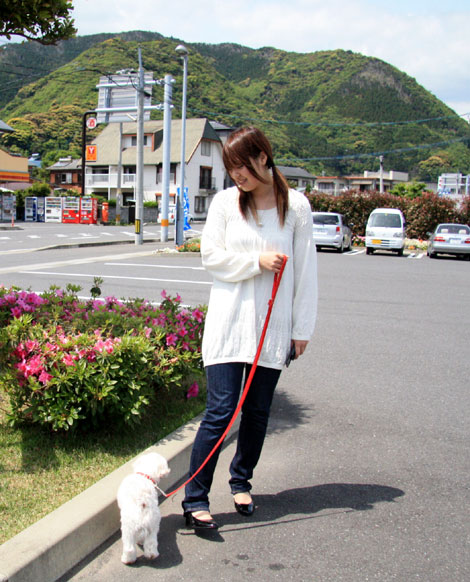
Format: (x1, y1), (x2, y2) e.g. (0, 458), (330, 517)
(201, 186), (317, 370)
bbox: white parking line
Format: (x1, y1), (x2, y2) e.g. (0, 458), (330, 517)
(106, 262), (205, 270)
(18, 271), (212, 285)
(345, 249), (366, 255)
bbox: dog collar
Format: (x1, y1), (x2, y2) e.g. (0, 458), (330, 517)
(136, 472), (157, 485)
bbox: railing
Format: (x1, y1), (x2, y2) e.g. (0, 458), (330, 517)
(85, 173), (136, 188)
(199, 177), (216, 191)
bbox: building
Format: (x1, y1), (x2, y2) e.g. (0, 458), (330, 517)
(438, 173), (470, 202)
(314, 170), (409, 195)
(0, 119), (32, 190)
(277, 165), (316, 191)
(0, 148), (31, 186)
(48, 157), (82, 193)
(84, 117), (225, 219)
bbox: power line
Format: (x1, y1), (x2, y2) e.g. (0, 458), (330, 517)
(275, 137), (470, 163)
(185, 106), (470, 128)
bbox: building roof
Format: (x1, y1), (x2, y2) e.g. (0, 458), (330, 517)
(277, 165), (316, 180)
(0, 119), (14, 133)
(87, 118), (221, 166)
(48, 157), (82, 170)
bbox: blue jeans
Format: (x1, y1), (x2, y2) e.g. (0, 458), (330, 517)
(182, 362), (281, 513)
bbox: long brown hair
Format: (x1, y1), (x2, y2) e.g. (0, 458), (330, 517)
(222, 126), (289, 226)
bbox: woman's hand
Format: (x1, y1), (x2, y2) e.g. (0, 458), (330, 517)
(292, 340), (308, 359)
(259, 252), (287, 273)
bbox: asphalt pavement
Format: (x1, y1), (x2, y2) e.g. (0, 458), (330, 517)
(1, 223), (469, 582)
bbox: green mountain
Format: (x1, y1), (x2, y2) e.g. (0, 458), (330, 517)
(1, 31), (469, 180)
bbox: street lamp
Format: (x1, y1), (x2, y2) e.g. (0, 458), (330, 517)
(175, 44), (188, 247)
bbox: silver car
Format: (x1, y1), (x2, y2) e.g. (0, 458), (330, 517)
(312, 212), (352, 253)
(427, 223), (470, 259)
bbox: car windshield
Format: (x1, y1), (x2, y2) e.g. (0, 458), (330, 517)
(437, 224), (470, 235)
(313, 214), (339, 225)
(369, 213), (402, 228)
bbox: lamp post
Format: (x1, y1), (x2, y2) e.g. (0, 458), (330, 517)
(175, 44), (188, 247)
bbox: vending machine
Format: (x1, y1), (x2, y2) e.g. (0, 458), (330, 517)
(1, 194), (16, 222)
(79, 197), (98, 224)
(62, 197), (80, 223)
(45, 197), (63, 222)
(37, 197), (45, 222)
(25, 197), (38, 222)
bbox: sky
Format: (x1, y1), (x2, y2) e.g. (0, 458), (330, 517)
(20, 1), (470, 117)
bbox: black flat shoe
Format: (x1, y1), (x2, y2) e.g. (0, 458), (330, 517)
(184, 511), (219, 530)
(234, 499), (255, 516)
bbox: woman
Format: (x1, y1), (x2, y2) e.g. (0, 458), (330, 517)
(182, 126), (317, 529)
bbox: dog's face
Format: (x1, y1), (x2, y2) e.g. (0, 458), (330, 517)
(133, 453), (170, 482)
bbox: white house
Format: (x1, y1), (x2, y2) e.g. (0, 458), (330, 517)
(84, 118), (226, 219)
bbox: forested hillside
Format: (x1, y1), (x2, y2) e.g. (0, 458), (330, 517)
(1, 31), (469, 179)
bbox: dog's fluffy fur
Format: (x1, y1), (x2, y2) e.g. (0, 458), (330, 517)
(117, 452), (170, 564)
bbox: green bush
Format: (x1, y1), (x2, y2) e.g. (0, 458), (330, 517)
(307, 189), (468, 239)
(0, 286), (206, 432)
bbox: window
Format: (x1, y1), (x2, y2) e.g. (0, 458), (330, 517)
(200, 167), (213, 190)
(195, 196), (206, 213)
(131, 135), (149, 146)
(201, 141), (211, 156)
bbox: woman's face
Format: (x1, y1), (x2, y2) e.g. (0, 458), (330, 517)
(229, 153), (268, 192)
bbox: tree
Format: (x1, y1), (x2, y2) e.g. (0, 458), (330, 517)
(0, 0), (76, 45)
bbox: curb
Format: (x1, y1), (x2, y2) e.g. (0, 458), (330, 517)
(0, 414), (239, 582)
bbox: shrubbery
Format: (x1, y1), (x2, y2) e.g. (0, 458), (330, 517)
(307, 189), (469, 239)
(0, 285), (205, 432)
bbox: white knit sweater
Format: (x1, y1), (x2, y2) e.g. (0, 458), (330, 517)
(201, 186), (317, 370)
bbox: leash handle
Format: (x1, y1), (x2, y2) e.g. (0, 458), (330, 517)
(162, 255), (288, 499)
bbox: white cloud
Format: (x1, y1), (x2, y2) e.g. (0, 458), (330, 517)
(71, 0), (470, 113)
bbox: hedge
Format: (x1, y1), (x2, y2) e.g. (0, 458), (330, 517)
(306, 190), (470, 239)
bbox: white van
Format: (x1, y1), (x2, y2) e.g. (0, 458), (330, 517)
(365, 208), (406, 256)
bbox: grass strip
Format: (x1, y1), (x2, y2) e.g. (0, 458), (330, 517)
(0, 383), (205, 544)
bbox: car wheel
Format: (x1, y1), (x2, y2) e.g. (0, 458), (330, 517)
(397, 248), (404, 257)
(366, 247), (374, 255)
(429, 252), (437, 259)
(337, 239), (345, 253)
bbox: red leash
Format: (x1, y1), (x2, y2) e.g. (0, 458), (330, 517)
(162, 255), (288, 499)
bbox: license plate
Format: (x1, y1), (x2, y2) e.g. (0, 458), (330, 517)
(372, 239), (382, 244)
(449, 238), (459, 244)
(313, 228), (324, 233)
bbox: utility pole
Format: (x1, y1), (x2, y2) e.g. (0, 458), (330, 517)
(175, 44), (188, 247)
(116, 122), (123, 224)
(135, 48), (145, 245)
(379, 155), (384, 193)
(160, 74), (173, 243)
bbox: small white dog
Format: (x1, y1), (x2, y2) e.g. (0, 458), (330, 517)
(117, 452), (170, 564)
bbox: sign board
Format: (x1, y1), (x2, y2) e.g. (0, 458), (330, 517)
(86, 117), (97, 130)
(86, 145), (97, 162)
(96, 71), (154, 124)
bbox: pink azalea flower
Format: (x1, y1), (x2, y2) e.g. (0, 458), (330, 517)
(166, 333), (178, 347)
(39, 370), (53, 385)
(144, 327), (152, 338)
(62, 353), (76, 367)
(161, 290), (168, 299)
(11, 306), (22, 318)
(193, 309), (204, 323)
(186, 382), (199, 399)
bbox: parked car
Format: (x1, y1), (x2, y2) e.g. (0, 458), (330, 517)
(427, 223), (470, 259)
(365, 208), (406, 256)
(312, 212), (352, 253)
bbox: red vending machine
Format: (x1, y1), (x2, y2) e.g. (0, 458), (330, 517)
(79, 197), (98, 224)
(62, 197), (80, 223)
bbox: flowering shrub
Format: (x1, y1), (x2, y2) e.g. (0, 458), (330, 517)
(307, 189), (468, 239)
(0, 286), (206, 432)
(178, 238), (201, 253)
